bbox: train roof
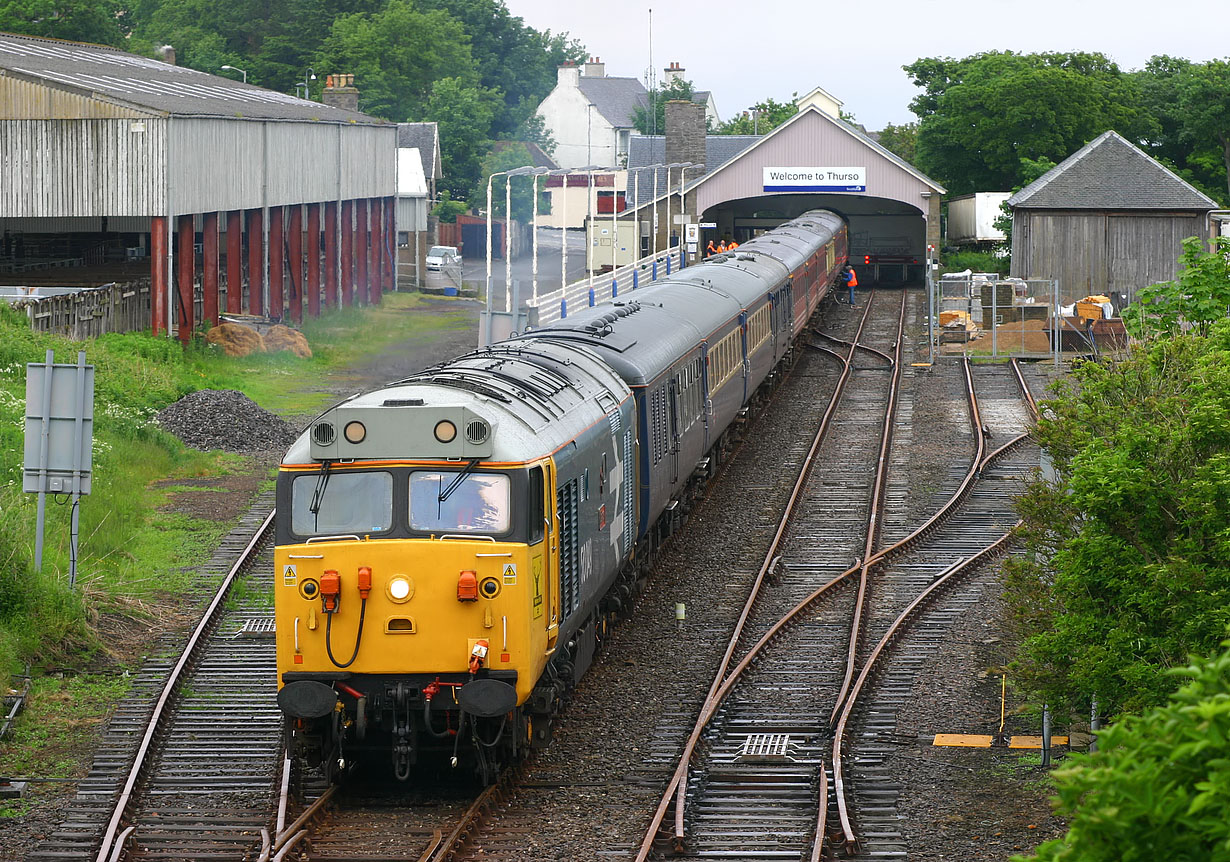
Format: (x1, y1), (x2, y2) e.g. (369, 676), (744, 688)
(281, 338), (630, 466)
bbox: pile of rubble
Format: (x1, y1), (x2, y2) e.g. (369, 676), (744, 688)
(154, 389), (300, 454)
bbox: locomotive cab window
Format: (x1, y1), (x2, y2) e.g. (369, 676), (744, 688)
(291, 470), (393, 537)
(528, 466), (545, 544)
(408, 470), (511, 535)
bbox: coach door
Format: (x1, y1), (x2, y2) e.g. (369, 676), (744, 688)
(536, 461), (560, 649)
(668, 378), (681, 484)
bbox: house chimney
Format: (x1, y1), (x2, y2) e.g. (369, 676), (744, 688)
(663, 61), (685, 85)
(557, 61), (580, 88)
(583, 56), (605, 78)
(157, 45), (176, 65)
(665, 100), (706, 175)
(322, 73), (359, 112)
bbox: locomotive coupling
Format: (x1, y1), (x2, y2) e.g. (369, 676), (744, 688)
(320, 570), (340, 613)
(469, 639), (490, 673)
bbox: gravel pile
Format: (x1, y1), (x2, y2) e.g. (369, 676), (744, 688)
(155, 389), (300, 454)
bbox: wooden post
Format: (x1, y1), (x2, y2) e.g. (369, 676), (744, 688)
(246, 208), (263, 316)
(176, 214), (195, 345)
(268, 206), (284, 321)
(226, 210), (242, 314)
(341, 200), (354, 307)
(384, 195), (396, 293)
(150, 216), (168, 335)
(287, 204), (303, 324)
(355, 199), (369, 304)
(202, 211), (220, 327)
(307, 203), (321, 317)
(369, 198), (383, 304)
(323, 201), (338, 309)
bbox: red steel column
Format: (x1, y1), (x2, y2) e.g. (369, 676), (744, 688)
(176, 214), (195, 346)
(226, 211), (242, 314)
(324, 201), (338, 310)
(355, 199), (369, 305)
(268, 206), (284, 320)
(202, 211), (219, 327)
(150, 216), (168, 335)
(384, 195), (396, 293)
(341, 200), (354, 307)
(287, 205), (303, 325)
(307, 203), (322, 317)
(246, 208), (263, 316)
(369, 198), (383, 305)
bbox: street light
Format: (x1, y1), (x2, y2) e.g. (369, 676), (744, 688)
(525, 167), (551, 306)
(220, 65), (247, 83)
(301, 67), (317, 100)
(624, 163), (664, 266)
(664, 163), (690, 260)
(505, 166), (537, 314)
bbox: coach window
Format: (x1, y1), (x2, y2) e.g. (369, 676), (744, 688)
(528, 466), (545, 544)
(408, 470), (511, 535)
(291, 470), (393, 536)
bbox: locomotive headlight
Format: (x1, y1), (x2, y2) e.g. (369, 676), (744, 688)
(433, 419), (457, 444)
(343, 420), (366, 444)
(387, 575), (413, 603)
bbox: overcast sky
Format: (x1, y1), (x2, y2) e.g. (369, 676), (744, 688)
(505, 0), (1230, 131)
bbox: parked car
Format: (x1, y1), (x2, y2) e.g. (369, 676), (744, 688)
(426, 245), (460, 271)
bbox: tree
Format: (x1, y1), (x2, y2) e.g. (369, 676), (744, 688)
(903, 51), (1157, 194)
(1014, 638), (1230, 862)
(0, 0), (135, 47)
(876, 121), (918, 163)
(714, 96), (797, 136)
(632, 76), (695, 135)
(416, 0), (585, 137)
(315, 0), (481, 122)
(1123, 236), (1230, 339)
(431, 190), (466, 223)
(421, 76), (499, 200)
(1004, 319), (1230, 716)
(516, 111), (556, 159)
(471, 143), (542, 223)
(1174, 59), (1230, 203)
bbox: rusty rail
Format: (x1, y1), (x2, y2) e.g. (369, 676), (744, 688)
(94, 510), (277, 862)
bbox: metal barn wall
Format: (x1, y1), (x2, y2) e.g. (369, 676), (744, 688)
(0, 76), (153, 121)
(1012, 210), (1206, 300)
(0, 117), (166, 217)
(696, 110), (935, 216)
(170, 119), (395, 214)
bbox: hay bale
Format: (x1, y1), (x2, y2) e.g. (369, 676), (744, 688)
(264, 325), (312, 359)
(205, 322), (265, 357)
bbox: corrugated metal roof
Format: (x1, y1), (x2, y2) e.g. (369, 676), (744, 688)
(0, 31), (386, 124)
(396, 122), (440, 180)
(577, 75), (647, 129)
(626, 134), (760, 207)
(1007, 130), (1217, 210)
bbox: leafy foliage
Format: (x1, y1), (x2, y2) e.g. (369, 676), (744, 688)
(1014, 638), (1230, 861)
(431, 190), (466, 223)
(0, 0), (135, 47)
(470, 143), (542, 222)
(1004, 322), (1230, 716)
(632, 76), (696, 136)
(422, 76), (499, 200)
(715, 96), (798, 136)
(875, 121), (918, 163)
(904, 51), (1156, 195)
(1123, 236), (1230, 339)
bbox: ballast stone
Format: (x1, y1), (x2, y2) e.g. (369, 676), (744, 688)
(155, 389), (299, 454)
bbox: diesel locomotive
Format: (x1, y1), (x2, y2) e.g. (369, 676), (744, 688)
(273, 210), (848, 783)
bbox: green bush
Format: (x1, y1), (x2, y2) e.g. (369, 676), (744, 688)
(940, 248), (1010, 276)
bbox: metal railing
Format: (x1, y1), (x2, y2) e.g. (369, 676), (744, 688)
(526, 244), (687, 329)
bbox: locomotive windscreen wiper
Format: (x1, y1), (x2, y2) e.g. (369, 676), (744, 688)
(438, 459), (480, 503)
(308, 461), (332, 526)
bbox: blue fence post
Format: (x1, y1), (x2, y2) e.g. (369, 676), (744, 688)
(560, 297), (567, 319)
(588, 287), (595, 307)
(612, 277), (618, 299)
(680, 247), (686, 269)
(652, 261), (658, 281)
(632, 269), (639, 290)
(666, 256), (672, 275)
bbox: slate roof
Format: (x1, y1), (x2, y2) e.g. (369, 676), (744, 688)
(397, 122), (441, 180)
(625, 134), (760, 207)
(0, 31), (384, 124)
(1008, 130), (1216, 210)
(578, 75), (648, 128)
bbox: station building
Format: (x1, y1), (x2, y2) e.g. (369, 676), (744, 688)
(0, 32), (397, 340)
(627, 100), (945, 286)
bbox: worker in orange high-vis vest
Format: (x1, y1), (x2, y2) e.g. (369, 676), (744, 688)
(706, 240), (717, 257)
(844, 263), (858, 306)
(717, 240), (727, 253)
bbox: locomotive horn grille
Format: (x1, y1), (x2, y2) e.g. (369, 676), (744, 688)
(312, 422), (336, 446)
(465, 419), (490, 445)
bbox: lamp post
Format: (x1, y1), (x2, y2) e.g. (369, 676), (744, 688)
(301, 68), (317, 100)
(485, 169), (515, 345)
(527, 167), (554, 306)
(663, 162), (689, 260)
(220, 65), (247, 83)
(627, 163), (664, 265)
